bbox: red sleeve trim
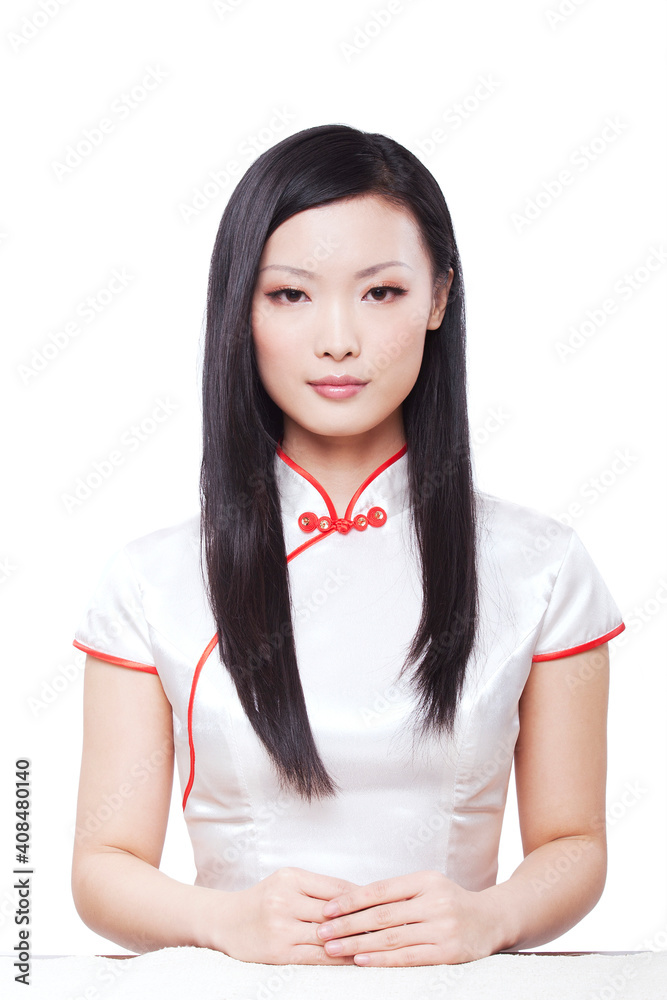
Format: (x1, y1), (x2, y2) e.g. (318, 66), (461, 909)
(531, 621), (625, 662)
(72, 639), (159, 675)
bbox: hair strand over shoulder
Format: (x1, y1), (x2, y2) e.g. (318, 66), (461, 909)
(200, 123), (478, 802)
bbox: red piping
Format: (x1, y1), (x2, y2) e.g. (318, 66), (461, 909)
(183, 440), (408, 808)
(182, 446), (625, 805)
(72, 639), (158, 675)
(286, 531), (332, 563)
(276, 445), (338, 521)
(276, 439), (407, 522)
(182, 633), (220, 811)
(342, 444), (407, 519)
(531, 621), (626, 661)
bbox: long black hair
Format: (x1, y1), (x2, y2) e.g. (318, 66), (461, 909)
(201, 123), (478, 802)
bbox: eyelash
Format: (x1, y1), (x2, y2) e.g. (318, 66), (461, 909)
(265, 283), (408, 303)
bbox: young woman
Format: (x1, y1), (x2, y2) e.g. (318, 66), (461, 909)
(71, 123), (625, 967)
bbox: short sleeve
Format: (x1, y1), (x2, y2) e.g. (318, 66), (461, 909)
(532, 527), (625, 661)
(72, 546), (158, 674)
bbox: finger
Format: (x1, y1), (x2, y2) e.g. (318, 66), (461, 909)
(295, 893), (366, 925)
(295, 914), (348, 948)
(316, 900), (414, 944)
(294, 911), (377, 951)
(319, 917), (422, 958)
(321, 873), (421, 918)
(351, 943), (449, 967)
(289, 943), (358, 965)
(292, 867), (362, 902)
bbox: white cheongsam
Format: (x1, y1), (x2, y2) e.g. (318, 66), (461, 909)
(72, 443), (625, 893)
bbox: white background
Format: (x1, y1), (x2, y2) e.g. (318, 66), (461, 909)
(1, 0), (665, 959)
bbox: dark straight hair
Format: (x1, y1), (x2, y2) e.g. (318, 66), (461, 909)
(201, 123), (478, 802)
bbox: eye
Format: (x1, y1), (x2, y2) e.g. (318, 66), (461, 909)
(364, 284), (408, 302)
(265, 286), (307, 304)
(264, 283), (408, 305)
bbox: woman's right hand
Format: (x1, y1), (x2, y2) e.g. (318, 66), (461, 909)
(208, 866), (363, 965)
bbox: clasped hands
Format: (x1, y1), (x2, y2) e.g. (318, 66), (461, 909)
(312, 868), (502, 967)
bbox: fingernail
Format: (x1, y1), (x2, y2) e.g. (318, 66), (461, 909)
(323, 902), (340, 916)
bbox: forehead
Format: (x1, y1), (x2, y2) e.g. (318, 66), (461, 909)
(259, 194), (428, 269)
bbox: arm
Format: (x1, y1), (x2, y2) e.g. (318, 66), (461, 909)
(481, 642), (610, 951)
(72, 654), (361, 962)
(313, 643), (610, 965)
(71, 654), (226, 953)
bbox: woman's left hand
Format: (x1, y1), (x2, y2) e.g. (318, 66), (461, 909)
(316, 869), (503, 966)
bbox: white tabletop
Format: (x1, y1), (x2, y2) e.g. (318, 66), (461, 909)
(2, 947), (666, 999)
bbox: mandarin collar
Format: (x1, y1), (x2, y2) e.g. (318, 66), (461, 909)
(274, 440), (410, 561)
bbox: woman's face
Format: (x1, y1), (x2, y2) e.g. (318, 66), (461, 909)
(251, 193), (452, 450)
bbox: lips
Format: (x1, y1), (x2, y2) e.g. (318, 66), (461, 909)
(309, 381), (367, 399)
(308, 376), (368, 386)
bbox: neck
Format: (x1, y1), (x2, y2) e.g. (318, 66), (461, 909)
(279, 420), (406, 516)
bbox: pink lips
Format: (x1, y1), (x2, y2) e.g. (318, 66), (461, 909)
(308, 376), (368, 400)
(310, 383), (366, 398)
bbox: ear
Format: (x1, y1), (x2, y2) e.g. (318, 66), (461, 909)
(426, 268), (454, 330)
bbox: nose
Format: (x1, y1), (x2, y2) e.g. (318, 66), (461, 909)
(314, 296), (361, 360)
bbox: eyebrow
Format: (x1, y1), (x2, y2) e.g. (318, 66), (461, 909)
(258, 260), (413, 279)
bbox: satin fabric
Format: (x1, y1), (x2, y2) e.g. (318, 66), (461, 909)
(73, 445), (624, 893)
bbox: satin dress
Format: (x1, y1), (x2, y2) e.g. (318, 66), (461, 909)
(73, 442), (625, 893)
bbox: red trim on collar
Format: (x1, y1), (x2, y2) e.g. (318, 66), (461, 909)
(275, 440), (408, 521)
(183, 441), (409, 810)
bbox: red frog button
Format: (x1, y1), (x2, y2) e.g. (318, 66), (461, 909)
(297, 507), (387, 534)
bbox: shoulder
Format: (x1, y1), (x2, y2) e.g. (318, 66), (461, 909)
(473, 489), (575, 575)
(121, 513), (203, 584)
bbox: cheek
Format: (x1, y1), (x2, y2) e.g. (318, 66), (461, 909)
(252, 310), (283, 371)
(252, 331), (300, 407)
(369, 323), (425, 384)
(374, 299), (428, 352)
(254, 342), (284, 391)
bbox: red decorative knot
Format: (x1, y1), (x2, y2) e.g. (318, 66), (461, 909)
(297, 507), (386, 534)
